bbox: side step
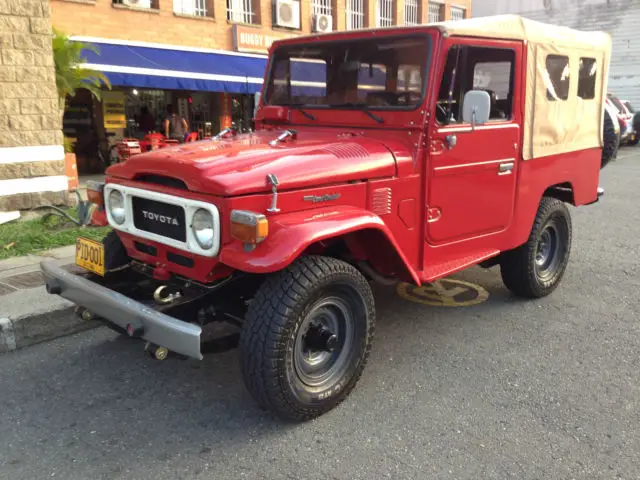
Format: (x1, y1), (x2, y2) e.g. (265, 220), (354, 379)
(420, 249), (500, 283)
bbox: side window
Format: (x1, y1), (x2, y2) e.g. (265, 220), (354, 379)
(473, 61), (513, 120)
(578, 57), (597, 100)
(436, 45), (515, 124)
(545, 55), (570, 101)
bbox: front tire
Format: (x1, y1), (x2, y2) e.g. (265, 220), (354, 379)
(239, 256), (375, 421)
(500, 197), (572, 298)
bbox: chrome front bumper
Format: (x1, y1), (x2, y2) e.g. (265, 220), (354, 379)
(40, 259), (203, 359)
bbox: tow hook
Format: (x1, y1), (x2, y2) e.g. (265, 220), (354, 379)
(145, 342), (169, 361)
(153, 285), (182, 305)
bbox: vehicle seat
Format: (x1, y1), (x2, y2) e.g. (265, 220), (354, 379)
(484, 89), (506, 120)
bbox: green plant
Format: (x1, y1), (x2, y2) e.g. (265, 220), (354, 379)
(63, 136), (75, 153)
(52, 28), (111, 106)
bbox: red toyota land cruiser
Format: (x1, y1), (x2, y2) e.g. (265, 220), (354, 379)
(42, 15), (611, 421)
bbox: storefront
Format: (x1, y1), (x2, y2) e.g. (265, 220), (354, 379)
(64, 33), (275, 174)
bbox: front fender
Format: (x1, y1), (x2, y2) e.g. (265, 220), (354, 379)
(219, 206), (420, 284)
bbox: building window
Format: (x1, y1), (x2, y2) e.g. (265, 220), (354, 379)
(428, 2), (442, 23)
(173, 0), (210, 16)
(112, 0), (158, 8)
(404, 0), (418, 25)
(312, 0), (332, 16)
(376, 0), (393, 27)
(346, 0), (365, 29)
(578, 57), (597, 100)
(450, 6), (465, 21)
(227, 0), (255, 23)
(545, 54), (570, 101)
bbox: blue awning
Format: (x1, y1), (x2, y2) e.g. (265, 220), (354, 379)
(74, 38), (269, 94)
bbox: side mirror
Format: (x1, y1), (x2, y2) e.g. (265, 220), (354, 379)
(462, 90), (491, 129)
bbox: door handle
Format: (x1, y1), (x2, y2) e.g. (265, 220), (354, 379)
(445, 134), (457, 149)
(498, 161), (514, 174)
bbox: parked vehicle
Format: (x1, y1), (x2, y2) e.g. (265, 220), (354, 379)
(607, 93), (636, 145)
(623, 100), (640, 146)
(41, 15), (611, 421)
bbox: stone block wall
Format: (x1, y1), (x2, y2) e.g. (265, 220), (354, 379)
(0, 0), (69, 212)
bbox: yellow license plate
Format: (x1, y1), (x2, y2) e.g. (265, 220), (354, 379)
(75, 237), (105, 276)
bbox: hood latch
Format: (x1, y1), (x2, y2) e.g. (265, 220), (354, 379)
(269, 129), (297, 147)
(212, 126), (237, 141)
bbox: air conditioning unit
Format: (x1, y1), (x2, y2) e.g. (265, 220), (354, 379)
(313, 13), (332, 33)
(122, 0), (152, 8)
(275, 0), (300, 29)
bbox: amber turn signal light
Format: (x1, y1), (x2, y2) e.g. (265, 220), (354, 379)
(86, 180), (105, 207)
(230, 210), (268, 245)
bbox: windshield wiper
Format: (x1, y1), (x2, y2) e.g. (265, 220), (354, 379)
(288, 103), (316, 120)
(333, 103), (384, 124)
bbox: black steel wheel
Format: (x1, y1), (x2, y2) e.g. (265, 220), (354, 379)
(239, 256), (375, 421)
(500, 197), (572, 298)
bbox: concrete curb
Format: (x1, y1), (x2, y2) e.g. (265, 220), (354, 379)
(0, 306), (101, 354)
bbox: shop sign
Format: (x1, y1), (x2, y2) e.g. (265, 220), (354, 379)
(102, 91), (127, 129)
(232, 24), (297, 53)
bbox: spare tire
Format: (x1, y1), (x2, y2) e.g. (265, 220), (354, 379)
(601, 107), (619, 169)
(631, 112), (640, 146)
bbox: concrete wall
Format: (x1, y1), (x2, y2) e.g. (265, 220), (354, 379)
(0, 0), (67, 212)
(472, 0), (640, 106)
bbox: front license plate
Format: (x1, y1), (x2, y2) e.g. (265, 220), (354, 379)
(75, 237), (105, 276)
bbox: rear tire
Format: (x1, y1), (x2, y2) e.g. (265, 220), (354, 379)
(500, 197), (572, 298)
(239, 256), (375, 421)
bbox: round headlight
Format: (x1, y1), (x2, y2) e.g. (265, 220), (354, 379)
(108, 189), (125, 225)
(192, 208), (214, 249)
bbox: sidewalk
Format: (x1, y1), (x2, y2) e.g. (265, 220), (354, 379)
(0, 245), (98, 354)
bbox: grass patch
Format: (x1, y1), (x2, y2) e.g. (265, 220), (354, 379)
(0, 208), (110, 260)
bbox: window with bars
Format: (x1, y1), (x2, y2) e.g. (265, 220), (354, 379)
(173, 0), (210, 16)
(312, 0), (332, 17)
(376, 0), (393, 27)
(450, 6), (465, 21)
(346, 0), (365, 29)
(227, 0), (256, 23)
(404, 0), (418, 25)
(428, 2), (442, 23)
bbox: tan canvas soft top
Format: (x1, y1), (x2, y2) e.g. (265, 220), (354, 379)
(434, 14), (613, 160)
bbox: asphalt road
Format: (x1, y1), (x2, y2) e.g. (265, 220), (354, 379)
(1, 149), (639, 480)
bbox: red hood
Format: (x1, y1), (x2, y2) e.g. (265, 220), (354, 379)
(106, 130), (399, 196)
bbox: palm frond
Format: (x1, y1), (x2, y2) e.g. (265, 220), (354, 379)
(52, 28), (111, 104)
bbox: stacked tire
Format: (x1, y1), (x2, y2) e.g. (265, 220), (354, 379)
(632, 112), (640, 146)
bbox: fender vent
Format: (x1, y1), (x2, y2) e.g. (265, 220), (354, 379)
(323, 143), (369, 159)
(371, 187), (392, 215)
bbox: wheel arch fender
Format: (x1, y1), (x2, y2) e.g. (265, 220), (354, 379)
(219, 206), (421, 285)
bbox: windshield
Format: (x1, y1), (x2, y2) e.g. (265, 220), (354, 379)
(264, 35), (431, 110)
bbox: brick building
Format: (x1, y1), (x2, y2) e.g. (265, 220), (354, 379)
(0, 0), (471, 215)
(50, 0), (470, 175)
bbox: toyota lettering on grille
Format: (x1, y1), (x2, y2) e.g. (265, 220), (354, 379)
(141, 210), (180, 226)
